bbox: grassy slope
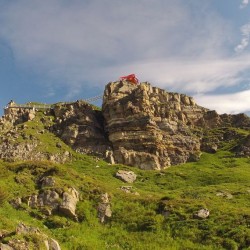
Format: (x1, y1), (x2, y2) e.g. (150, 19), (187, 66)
(0, 113), (249, 249)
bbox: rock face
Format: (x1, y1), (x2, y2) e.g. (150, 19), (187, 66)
(52, 101), (110, 157)
(0, 109), (71, 163)
(3, 101), (36, 125)
(234, 134), (250, 157)
(102, 81), (206, 169)
(1, 81), (250, 169)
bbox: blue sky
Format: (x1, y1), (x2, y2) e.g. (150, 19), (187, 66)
(0, 0), (250, 115)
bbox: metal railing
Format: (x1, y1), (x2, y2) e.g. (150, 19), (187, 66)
(5, 95), (103, 110)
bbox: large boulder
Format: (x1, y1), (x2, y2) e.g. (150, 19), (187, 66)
(59, 187), (79, 219)
(115, 170), (137, 183)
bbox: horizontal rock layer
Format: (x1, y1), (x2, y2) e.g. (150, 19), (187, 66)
(1, 81), (250, 169)
(102, 81), (207, 169)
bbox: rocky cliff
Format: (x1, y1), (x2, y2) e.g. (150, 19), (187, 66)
(102, 81), (250, 169)
(1, 80), (250, 169)
(102, 81), (207, 169)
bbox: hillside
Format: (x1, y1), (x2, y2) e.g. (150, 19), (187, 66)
(0, 80), (249, 249)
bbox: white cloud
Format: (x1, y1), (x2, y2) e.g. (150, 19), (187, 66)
(100, 54), (250, 94)
(240, 0), (249, 9)
(235, 23), (250, 53)
(195, 90), (250, 114)
(0, 0), (249, 114)
(0, 1), (231, 87)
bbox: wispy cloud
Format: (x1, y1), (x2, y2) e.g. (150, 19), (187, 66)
(101, 55), (250, 93)
(235, 23), (250, 53)
(240, 0), (249, 9)
(0, 0), (249, 114)
(195, 89), (250, 114)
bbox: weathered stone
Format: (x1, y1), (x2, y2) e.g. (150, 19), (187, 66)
(37, 190), (60, 210)
(59, 187), (79, 219)
(105, 150), (115, 164)
(27, 195), (38, 208)
(52, 101), (110, 157)
(119, 186), (139, 195)
(196, 209), (210, 219)
(1, 81), (250, 169)
(16, 223), (41, 235)
(5, 223), (61, 250)
(102, 81), (205, 169)
(45, 238), (61, 250)
(9, 197), (22, 209)
(98, 193), (112, 223)
(41, 176), (56, 188)
(216, 192), (233, 199)
(0, 243), (14, 250)
(115, 170), (137, 183)
(7, 240), (29, 250)
(234, 134), (250, 157)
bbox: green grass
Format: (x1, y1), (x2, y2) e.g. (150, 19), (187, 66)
(0, 115), (250, 249)
(0, 146), (249, 249)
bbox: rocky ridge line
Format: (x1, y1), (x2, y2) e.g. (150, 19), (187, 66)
(1, 81), (250, 169)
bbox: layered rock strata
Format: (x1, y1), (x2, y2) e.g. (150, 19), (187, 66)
(1, 81), (250, 169)
(102, 81), (207, 169)
(52, 101), (110, 156)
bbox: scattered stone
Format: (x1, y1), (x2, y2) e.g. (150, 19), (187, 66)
(216, 191), (233, 199)
(115, 170), (137, 183)
(16, 223), (41, 235)
(120, 186), (133, 193)
(119, 186), (140, 195)
(196, 209), (210, 219)
(7, 239), (29, 250)
(1, 223), (62, 250)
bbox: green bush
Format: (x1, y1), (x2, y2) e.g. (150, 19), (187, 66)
(223, 239), (238, 250)
(44, 216), (70, 229)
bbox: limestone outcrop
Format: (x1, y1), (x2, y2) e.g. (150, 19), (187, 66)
(1, 80), (249, 169)
(0, 223), (61, 250)
(52, 101), (110, 156)
(102, 81), (206, 169)
(59, 187), (79, 219)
